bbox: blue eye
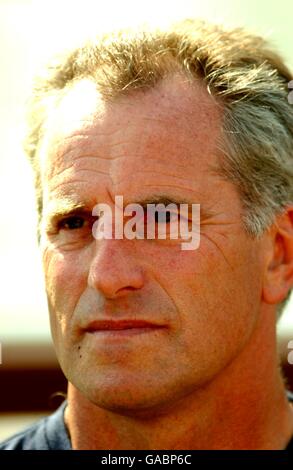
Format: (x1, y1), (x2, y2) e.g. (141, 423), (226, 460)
(59, 216), (85, 230)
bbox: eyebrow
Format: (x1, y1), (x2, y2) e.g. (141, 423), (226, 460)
(130, 194), (217, 220)
(131, 195), (193, 207)
(42, 200), (93, 222)
(43, 193), (216, 220)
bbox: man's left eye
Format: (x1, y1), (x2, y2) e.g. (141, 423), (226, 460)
(58, 216), (86, 230)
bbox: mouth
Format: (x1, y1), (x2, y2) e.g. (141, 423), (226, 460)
(84, 319), (166, 337)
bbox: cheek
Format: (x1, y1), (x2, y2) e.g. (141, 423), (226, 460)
(42, 247), (89, 333)
(157, 238), (262, 354)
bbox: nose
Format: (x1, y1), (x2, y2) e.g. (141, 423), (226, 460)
(87, 239), (144, 299)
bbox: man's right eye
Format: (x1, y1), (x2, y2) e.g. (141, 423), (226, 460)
(58, 216), (85, 230)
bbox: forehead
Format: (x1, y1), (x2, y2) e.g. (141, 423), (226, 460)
(40, 74), (224, 204)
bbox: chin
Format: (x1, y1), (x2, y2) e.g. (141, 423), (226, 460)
(72, 370), (206, 418)
(82, 380), (170, 414)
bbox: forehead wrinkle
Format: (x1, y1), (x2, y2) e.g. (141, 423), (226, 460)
(45, 138), (134, 175)
(111, 171), (205, 189)
(143, 183), (211, 194)
(44, 112), (219, 180)
(43, 150), (111, 182)
(41, 75), (224, 201)
(43, 126), (126, 166)
(46, 172), (113, 195)
(50, 165), (110, 182)
(55, 105), (213, 154)
(60, 130), (124, 141)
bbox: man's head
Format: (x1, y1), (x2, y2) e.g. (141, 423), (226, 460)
(25, 19), (293, 412)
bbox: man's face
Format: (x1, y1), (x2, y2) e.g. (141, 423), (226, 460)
(40, 76), (265, 413)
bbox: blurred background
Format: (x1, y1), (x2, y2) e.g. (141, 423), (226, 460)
(0, 0), (292, 441)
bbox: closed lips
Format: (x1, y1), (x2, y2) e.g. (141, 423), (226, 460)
(85, 320), (166, 331)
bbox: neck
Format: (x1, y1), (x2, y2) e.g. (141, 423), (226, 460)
(65, 308), (293, 449)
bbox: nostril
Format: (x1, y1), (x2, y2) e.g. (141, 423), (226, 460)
(115, 285), (139, 296)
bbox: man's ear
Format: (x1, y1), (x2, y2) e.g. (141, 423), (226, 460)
(262, 206), (293, 305)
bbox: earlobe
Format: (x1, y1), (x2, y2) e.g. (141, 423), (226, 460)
(262, 207), (293, 305)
